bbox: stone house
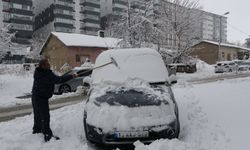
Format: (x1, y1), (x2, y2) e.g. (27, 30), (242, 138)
(191, 40), (250, 64)
(40, 32), (121, 71)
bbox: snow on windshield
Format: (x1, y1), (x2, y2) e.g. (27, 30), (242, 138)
(92, 48), (169, 84)
(85, 78), (175, 133)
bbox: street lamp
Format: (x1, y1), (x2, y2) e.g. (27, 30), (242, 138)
(219, 11), (230, 61)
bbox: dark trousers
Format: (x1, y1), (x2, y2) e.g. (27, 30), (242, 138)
(31, 96), (52, 136)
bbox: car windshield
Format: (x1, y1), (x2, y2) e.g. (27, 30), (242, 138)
(94, 89), (168, 107)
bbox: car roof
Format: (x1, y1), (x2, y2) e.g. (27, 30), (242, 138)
(92, 48), (169, 84)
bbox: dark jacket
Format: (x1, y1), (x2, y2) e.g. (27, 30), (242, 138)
(32, 67), (73, 99)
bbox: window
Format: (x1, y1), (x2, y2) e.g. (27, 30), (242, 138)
(221, 52), (225, 58)
(75, 55), (90, 63)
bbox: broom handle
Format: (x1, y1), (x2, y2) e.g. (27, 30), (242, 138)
(77, 61), (112, 76)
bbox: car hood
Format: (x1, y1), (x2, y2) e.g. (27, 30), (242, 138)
(84, 80), (176, 133)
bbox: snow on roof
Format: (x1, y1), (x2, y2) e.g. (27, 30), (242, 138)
(51, 32), (122, 48)
(92, 48), (169, 84)
(200, 40), (250, 51)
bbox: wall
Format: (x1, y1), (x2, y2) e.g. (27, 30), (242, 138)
(68, 47), (107, 67)
(219, 46), (239, 61)
(41, 35), (70, 71)
(191, 42), (219, 64)
(41, 35), (108, 71)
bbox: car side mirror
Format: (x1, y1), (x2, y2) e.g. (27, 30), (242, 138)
(83, 76), (92, 87)
(168, 74), (177, 85)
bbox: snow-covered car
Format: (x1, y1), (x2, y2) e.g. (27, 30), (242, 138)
(214, 61), (238, 73)
(83, 48), (180, 145)
(233, 60), (250, 71)
(54, 68), (92, 94)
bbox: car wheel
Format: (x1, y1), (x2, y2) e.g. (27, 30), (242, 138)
(59, 84), (71, 94)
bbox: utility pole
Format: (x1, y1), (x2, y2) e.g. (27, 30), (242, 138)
(218, 11), (229, 61)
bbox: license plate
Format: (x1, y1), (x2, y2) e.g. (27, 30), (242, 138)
(114, 131), (149, 138)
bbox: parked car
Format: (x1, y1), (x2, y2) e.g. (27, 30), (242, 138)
(168, 63), (197, 73)
(83, 48), (180, 145)
(214, 61), (238, 73)
(54, 68), (92, 94)
(23, 63), (38, 71)
(233, 60), (250, 71)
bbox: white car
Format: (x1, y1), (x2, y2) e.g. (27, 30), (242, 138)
(233, 60), (250, 71)
(214, 61), (238, 73)
(83, 48), (180, 145)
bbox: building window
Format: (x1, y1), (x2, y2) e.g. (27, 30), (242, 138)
(76, 55), (90, 63)
(221, 52), (225, 58)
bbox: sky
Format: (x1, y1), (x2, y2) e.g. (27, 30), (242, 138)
(199, 0), (250, 44)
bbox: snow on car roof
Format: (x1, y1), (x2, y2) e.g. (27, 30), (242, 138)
(92, 48), (169, 84)
(51, 32), (122, 48)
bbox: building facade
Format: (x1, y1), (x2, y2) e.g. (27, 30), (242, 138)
(34, 0), (75, 34)
(1, 0), (34, 44)
(191, 41), (249, 64)
(34, 0), (101, 37)
(200, 11), (227, 43)
(100, 0), (127, 17)
(79, 0), (101, 35)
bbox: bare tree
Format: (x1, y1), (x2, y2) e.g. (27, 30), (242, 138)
(244, 37), (250, 48)
(157, 0), (202, 63)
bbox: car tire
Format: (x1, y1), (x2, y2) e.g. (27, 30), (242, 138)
(59, 84), (71, 94)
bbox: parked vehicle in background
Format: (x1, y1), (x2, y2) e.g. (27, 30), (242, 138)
(54, 68), (92, 94)
(233, 60), (250, 71)
(83, 48), (180, 145)
(168, 63), (197, 73)
(214, 61), (238, 73)
(23, 63), (38, 71)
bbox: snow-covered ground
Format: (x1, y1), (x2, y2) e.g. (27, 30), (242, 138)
(0, 64), (83, 108)
(1, 74), (250, 150)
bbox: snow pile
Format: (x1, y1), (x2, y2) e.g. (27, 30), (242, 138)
(176, 60), (215, 82)
(195, 60), (214, 74)
(0, 64), (83, 108)
(85, 78), (175, 132)
(0, 102), (87, 150)
(0, 72), (33, 107)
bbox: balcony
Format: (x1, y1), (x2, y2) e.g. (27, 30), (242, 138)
(80, 0), (100, 5)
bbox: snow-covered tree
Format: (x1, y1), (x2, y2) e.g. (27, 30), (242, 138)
(244, 37), (250, 48)
(156, 0), (202, 63)
(105, 0), (159, 48)
(104, 0), (202, 64)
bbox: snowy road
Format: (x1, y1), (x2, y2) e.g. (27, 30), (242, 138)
(0, 77), (249, 150)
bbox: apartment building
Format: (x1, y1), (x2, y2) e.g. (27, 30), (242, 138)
(34, 0), (75, 35)
(79, 0), (101, 35)
(201, 11), (227, 43)
(101, 0), (127, 17)
(34, 0), (101, 37)
(1, 0), (34, 44)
